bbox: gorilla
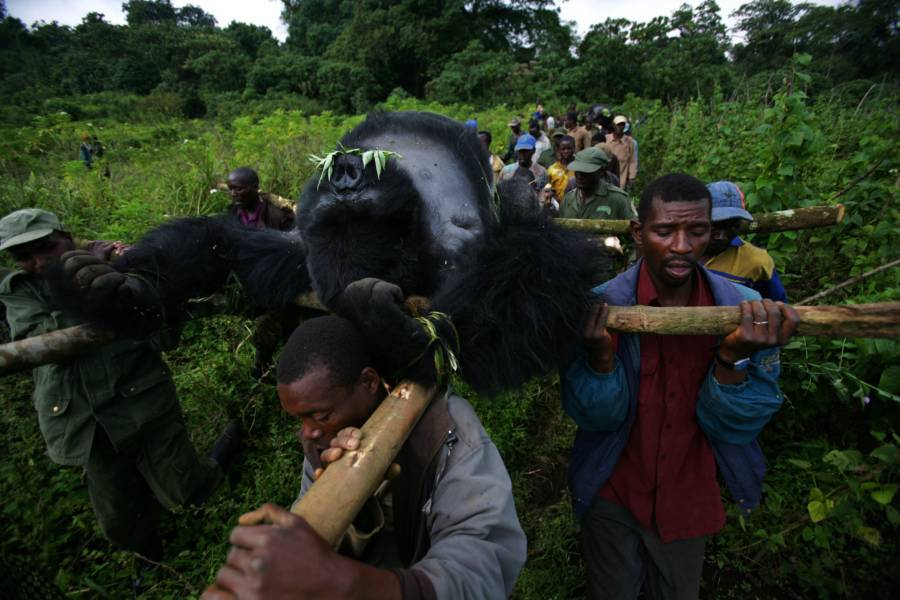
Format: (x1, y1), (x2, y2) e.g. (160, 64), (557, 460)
(57, 111), (601, 395)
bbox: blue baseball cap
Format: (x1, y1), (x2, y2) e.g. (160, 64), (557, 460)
(707, 181), (752, 222)
(514, 133), (536, 151)
(464, 118), (478, 129)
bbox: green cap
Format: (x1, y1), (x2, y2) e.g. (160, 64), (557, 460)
(551, 127), (568, 138)
(0, 209), (61, 251)
(568, 147), (610, 173)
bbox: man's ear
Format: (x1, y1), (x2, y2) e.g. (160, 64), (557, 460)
(359, 366), (382, 396)
(630, 219), (643, 250)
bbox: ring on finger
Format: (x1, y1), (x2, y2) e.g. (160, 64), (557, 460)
(753, 320), (769, 326)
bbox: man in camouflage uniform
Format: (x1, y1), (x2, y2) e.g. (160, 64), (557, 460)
(0, 208), (239, 560)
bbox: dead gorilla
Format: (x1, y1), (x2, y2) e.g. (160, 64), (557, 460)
(56, 111), (601, 394)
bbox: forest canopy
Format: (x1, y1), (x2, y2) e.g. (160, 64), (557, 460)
(0, 0), (897, 120)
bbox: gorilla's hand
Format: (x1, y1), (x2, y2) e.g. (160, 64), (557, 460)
(337, 278), (452, 387)
(58, 250), (162, 320)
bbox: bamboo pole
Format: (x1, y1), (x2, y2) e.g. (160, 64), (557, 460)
(291, 381), (436, 545)
(2, 302), (898, 376)
(555, 204), (845, 235)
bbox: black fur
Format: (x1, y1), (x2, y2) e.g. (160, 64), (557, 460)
(58, 111), (602, 395)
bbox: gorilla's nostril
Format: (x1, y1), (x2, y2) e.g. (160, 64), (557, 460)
(330, 155), (366, 193)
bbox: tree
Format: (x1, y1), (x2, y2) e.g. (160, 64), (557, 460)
(177, 5), (217, 29)
(123, 0), (177, 27)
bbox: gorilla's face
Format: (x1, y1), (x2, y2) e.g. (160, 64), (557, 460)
(302, 153), (419, 233)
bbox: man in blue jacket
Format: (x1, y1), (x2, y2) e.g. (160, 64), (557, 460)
(561, 173), (800, 599)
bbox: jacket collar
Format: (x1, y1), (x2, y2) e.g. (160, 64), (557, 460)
(602, 258), (743, 308)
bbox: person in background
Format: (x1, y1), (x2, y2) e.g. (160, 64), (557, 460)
(560, 148), (634, 280)
(602, 115), (638, 190)
(0, 208), (242, 562)
(227, 167), (294, 232)
(498, 133), (549, 194)
(537, 127), (566, 169)
(503, 117), (524, 162)
(561, 173), (799, 600)
(547, 135), (576, 204)
(565, 110), (593, 151)
(704, 181), (787, 301)
(529, 119), (552, 159)
(624, 120), (638, 174)
(478, 130), (505, 186)
(79, 133), (93, 169)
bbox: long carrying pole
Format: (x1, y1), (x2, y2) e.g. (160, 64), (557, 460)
(2, 301), (897, 376)
(556, 204), (845, 235)
(291, 381), (436, 545)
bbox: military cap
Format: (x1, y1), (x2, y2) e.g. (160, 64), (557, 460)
(0, 208), (61, 251)
(568, 147), (610, 174)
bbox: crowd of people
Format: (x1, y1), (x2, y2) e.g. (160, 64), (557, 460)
(1, 106), (797, 599)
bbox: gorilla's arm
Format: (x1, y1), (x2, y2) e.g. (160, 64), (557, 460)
(51, 216), (311, 333)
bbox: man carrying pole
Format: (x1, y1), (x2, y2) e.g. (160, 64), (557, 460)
(562, 174), (800, 599)
(0, 208), (242, 562)
(202, 312), (527, 599)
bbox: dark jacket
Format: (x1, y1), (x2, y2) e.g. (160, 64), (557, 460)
(0, 271), (179, 466)
(562, 260), (784, 521)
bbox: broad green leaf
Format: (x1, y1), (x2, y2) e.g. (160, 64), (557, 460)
(886, 505), (900, 527)
(361, 150), (374, 169)
(878, 365), (900, 395)
(870, 444), (898, 464)
(787, 458), (812, 469)
(871, 484), (898, 505)
(856, 526), (881, 547)
(807, 500), (827, 523)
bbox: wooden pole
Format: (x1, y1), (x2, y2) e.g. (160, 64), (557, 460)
(291, 381), (436, 546)
(605, 302), (900, 338)
(2, 302), (897, 376)
(555, 204), (845, 235)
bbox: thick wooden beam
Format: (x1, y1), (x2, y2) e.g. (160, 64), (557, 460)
(291, 381), (436, 546)
(556, 204), (845, 235)
(2, 302), (897, 376)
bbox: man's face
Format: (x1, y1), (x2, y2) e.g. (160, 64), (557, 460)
(227, 174), (260, 209)
(632, 197), (711, 290)
(614, 122), (626, 136)
(574, 169), (601, 193)
(277, 364), (381, 455)
(707, 218), (745, 256)
(564, 117), (576, 130)
(510, 125), (521, 135)
(8, 232), (74, 277)
(557, 140), (575, 163)
(528, 124), (541, 138)
(516, 148), (535, 168)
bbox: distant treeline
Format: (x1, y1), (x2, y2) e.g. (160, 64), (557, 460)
(0, 0), (897, 122)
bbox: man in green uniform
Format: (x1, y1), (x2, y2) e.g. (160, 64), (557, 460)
(560, 148), (636, 280)
(0, 208), (240, 560)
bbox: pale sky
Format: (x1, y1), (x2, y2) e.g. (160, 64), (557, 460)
(7, 0), (844, 42)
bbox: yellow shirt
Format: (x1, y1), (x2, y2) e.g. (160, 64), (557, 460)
(547, 161), (574, 201)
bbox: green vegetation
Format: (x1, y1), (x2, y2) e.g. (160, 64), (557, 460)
(0, 0), (898, 597)
(1, 1), (897, 120)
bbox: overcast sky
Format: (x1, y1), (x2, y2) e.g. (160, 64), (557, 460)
(7, 0), (843, 42)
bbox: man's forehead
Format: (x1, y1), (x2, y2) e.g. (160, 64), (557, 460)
(647, 198), (710, 224)
(280, 364), (332, 396)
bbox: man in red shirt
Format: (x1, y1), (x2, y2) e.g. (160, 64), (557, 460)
(562, 173), (800, 599)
